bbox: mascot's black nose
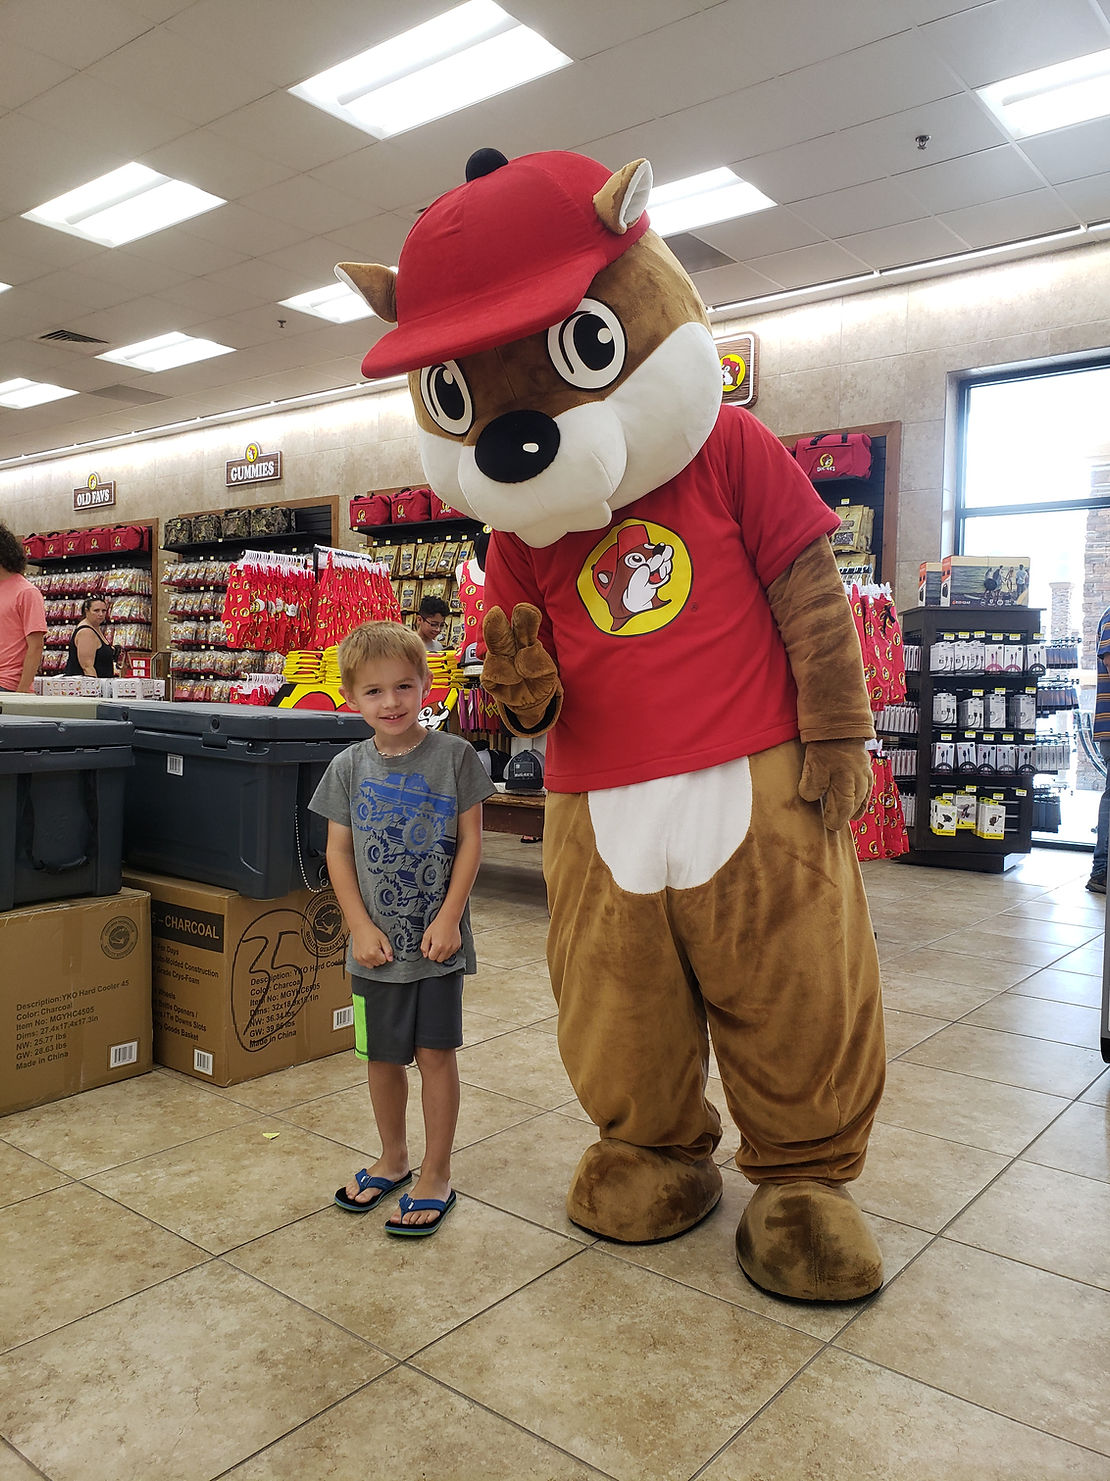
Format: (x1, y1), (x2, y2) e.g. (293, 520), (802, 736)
(475, 410), (561, 484)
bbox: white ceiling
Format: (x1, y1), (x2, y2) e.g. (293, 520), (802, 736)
(2, 0), (1110, 464)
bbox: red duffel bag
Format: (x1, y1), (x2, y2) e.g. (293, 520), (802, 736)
(85, 526), (114, 553)
(794, 432), (872, 481)
(63, 529), (90, 556)
(41, 532), (67, 558)
(350, 492), (392, 529)
(108, 524), (151, 552)
(389, 486), (432, 523)
(430, 492), (465, 520)
(23, 533), (48, 561)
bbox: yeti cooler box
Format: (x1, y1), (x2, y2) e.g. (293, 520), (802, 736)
(97, 702), (371, 899)
(0, 715), (133, 911)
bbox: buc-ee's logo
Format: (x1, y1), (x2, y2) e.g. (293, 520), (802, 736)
(577, 519), (691, 636)
(817, 452), (836, 471)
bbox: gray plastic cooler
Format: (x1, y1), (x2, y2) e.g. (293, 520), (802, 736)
(0, 714), (133, 910)
(97, 702), (370, 899)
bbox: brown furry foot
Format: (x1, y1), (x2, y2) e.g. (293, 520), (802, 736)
(567, 1140), (722, 1242)
(736, 1180), (883, 1302)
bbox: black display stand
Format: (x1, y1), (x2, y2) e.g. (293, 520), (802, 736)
(782, 422), (900, 584)
(898, 605), (1043, 873)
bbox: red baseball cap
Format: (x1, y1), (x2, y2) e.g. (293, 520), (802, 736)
(360, 150), (650, 379)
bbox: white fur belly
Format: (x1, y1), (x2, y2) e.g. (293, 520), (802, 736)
(587, 757), (753, 893)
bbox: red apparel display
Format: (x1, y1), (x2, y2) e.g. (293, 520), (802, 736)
(222, 551), (316, 653)
(310, 550), (401, 649)
(847, 582), (909, 860)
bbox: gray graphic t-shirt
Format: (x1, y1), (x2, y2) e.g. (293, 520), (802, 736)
(309, 730), (495, 983)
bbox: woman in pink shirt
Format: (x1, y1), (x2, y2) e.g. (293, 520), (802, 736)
(0, 522), (47, 693)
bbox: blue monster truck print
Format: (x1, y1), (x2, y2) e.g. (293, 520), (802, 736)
(353, 770), (457, 958)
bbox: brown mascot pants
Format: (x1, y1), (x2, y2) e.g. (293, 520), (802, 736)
(542, 740), (885, 1183)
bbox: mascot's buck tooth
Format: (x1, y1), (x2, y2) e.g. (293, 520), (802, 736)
(340, 148), (887, 1303)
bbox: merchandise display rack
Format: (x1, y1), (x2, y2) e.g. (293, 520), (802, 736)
(897, 605), (1043, 872)
(162, 498), (336, 701)
(782, 421), (901, 584)
(25, 524), (157, 676)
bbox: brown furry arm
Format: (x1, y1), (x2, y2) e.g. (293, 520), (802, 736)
(767, 537), (875, 830)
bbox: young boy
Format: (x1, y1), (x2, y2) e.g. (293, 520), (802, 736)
(414, 594), (450, 652)
(310, 621), (495, 1235)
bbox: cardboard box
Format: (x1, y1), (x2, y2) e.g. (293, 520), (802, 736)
(918, 562), (943, 606)
(0, 889), (152, 1115)
(940, 556), (1030, 607)
(123, 869), (353, 1086)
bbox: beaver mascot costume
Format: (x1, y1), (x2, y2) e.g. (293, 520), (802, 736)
(339, 148), (886, 1302)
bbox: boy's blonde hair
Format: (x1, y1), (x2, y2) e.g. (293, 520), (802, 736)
(339, 620), (431, 693)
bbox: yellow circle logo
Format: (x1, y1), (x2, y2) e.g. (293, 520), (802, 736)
(577, 519), (691, 636)
(720, 353), (747, 394)
(87, 473), (99, 489)
(245, 442), (261, 462)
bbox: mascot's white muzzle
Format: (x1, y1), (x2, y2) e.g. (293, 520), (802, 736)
(421, 400), (627, 549)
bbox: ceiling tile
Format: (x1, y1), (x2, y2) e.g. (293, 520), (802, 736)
(837, 217), (972, 269)
(921, 0), (1110, 88)
(140, 127), (297, 200)
(64, 292), (215, 343)
(111, 228), (249, 279)
(205, 258), (305, 307)
(777, 31), (965, 132)
(238, 174), (371, 236)
(328, 213), (415, 265)
(1, 0), (155, 70)
(748, 240), (874, 290)
(181, 203), (312, 256)
(506, 0), (705, 57)
(207, 92), (370, 175)
(152, 276), (269, 321)
(18, 72), (195, 163)
(84, 28), (280, 127)
(0, 45), (74, 110)
(0, 110), (121, 216)
(897, 145), (1045, 213)
(689, 260), (784, 308)
(939, 188), (1083, 248)
(792, 178), (929, 238)
(1054, 170), (1110, 223)
(696, 208), (823, 261)
(1018, 117), (1110, 185)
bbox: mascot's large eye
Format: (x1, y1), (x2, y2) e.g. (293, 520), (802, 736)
(419, 362), (473, 435)
(547, 298), (626, 390)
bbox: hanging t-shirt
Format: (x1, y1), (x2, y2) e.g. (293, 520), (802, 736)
(0, 574), (47, 691)
(483, 404), (841, 792)
(309, 729), (495, 983)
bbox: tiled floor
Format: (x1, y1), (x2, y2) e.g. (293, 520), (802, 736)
(2, 841), (1108, 1481)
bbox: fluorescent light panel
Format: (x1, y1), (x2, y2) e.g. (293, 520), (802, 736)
(22, 163), (224, 248)
(0, 378), (79, 409)
(289, 0), (571, 139)
(280, 282), (377, 323)
(648, 167), (776, 236)
(978, 48), (1110, 137)
(97, 332), (234, 373)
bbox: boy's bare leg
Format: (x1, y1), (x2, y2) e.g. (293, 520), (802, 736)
(342, 1060), (410, 1205)
(388, 1047), (459, 1227)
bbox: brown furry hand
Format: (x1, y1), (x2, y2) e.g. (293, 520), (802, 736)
(482, 604), (563, 732)
(798, 739), (873, 831)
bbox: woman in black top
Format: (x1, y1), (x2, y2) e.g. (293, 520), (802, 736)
(64, 597), (115, 678)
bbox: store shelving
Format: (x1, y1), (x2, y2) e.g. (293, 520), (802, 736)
(781, 421), (901, 585)
(898, 604), (1043, 872)
(25, 524), (157, 676)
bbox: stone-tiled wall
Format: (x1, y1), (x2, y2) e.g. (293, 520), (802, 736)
(2, 236), (1109, 616)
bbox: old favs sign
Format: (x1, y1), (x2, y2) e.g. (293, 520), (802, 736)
(73, 473), (116, 511)
(226, 442), (282, 487)
(717, 333), (758, 407)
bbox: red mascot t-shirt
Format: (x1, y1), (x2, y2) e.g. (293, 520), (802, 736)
(484, 404), (840, 792)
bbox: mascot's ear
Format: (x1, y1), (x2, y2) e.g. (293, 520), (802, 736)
(593, 159), (653, 236)
(334, 262), (397, 324)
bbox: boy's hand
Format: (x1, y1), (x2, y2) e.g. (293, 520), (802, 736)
(350, 923), (394, 970)
(421, 914), (462, 964)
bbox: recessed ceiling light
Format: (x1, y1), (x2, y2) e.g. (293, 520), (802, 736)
(647, 168), (776, 237)
(978, 48), (1110, 137)
(0, 282), (11, 295)
(22, 163), (225, 247)
(289, 0), (571, 140)
(96, 332), (235, 373)
(0, 378), (79, 409)
(280, 282), (377, 323)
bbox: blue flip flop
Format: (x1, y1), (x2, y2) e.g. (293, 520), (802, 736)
(334, 1168), (412, 1212)
(385, 1188), (457, 1237)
